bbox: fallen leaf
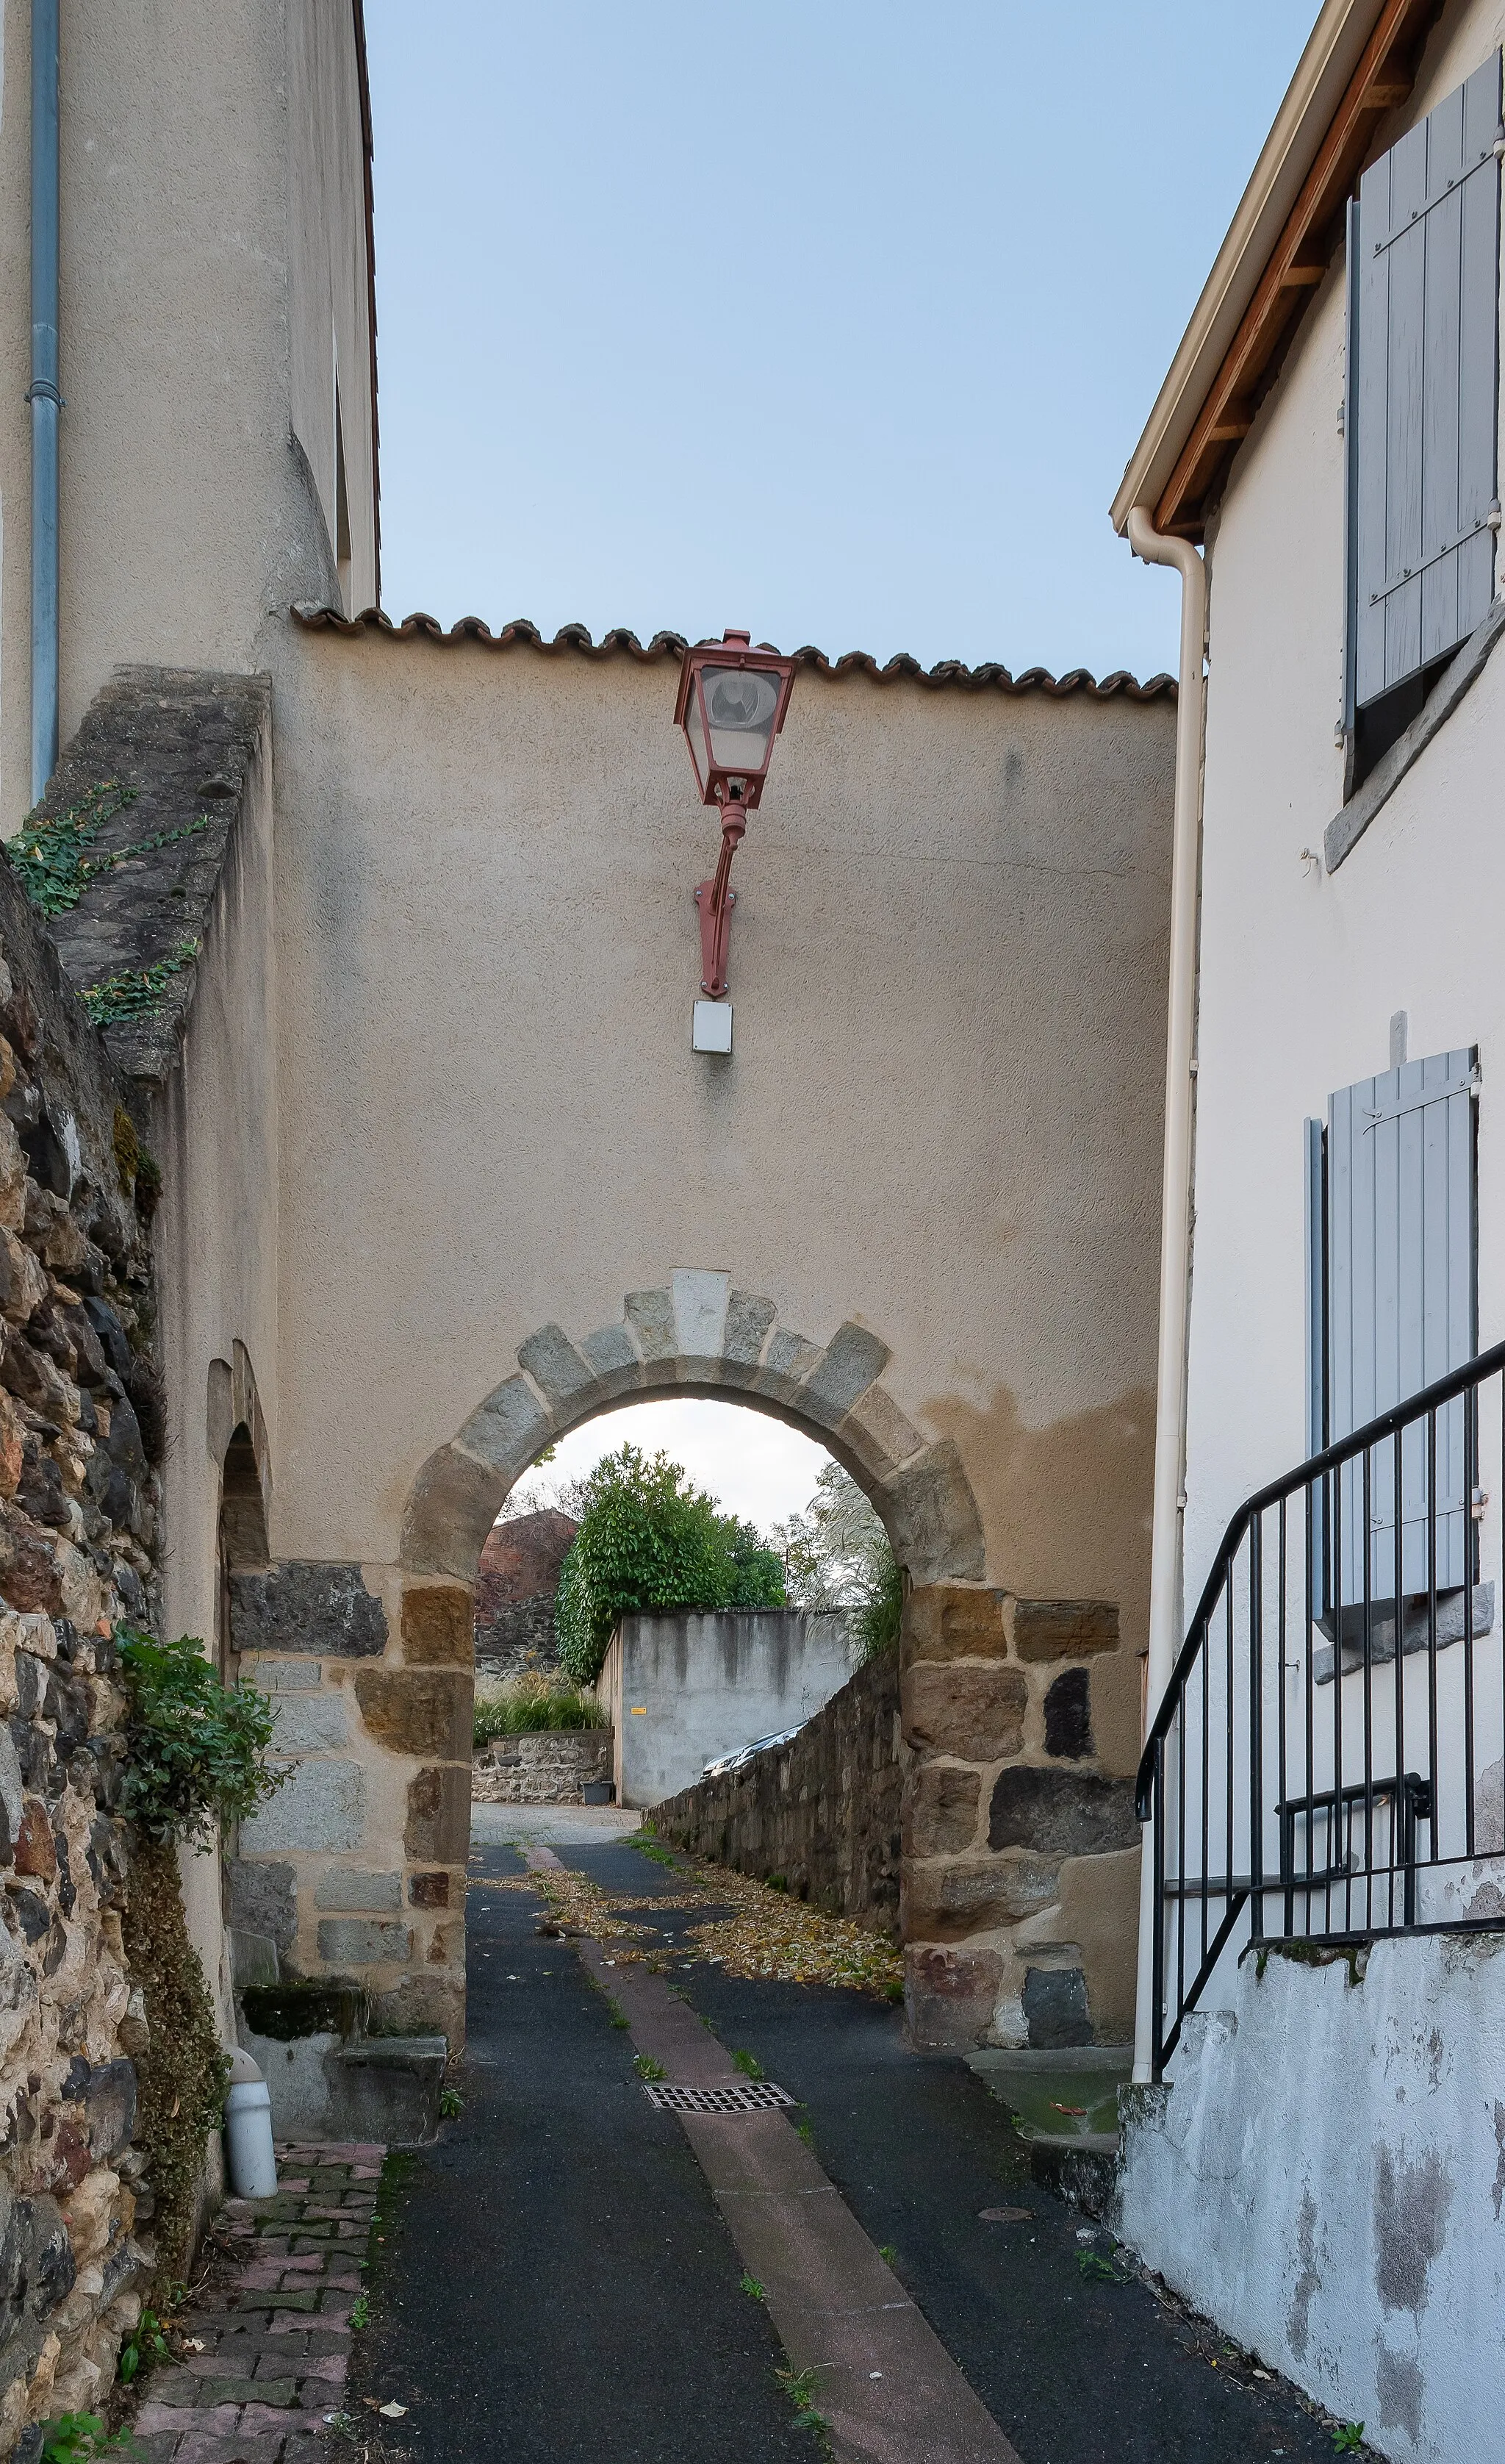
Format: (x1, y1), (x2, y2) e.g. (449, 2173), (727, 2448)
(378, 2400), (409, 2418)
(1049, 2102), (1088, 2116)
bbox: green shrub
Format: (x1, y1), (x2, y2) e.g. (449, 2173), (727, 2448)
(554, 1445), (784, 1685)
(473, 1672), (607, 1745)
(118, 1628), (284, 1848)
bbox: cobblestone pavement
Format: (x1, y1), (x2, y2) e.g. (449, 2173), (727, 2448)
(129, 2141), (386, 2463)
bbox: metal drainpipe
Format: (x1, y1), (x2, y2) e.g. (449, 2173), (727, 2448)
(1125, 504), (1207, 2085)
(29, 0), (61, 807)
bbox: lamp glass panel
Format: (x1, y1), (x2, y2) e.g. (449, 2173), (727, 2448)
(701, 665), (780, 775)
(681, 678), (712, 793)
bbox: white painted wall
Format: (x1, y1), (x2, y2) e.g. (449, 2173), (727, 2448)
(606, 1608), (857, 1807)
(1119, 1934), (1505, 2460)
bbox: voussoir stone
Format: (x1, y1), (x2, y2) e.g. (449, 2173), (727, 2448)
(228, 1563), (387, 1658)
(402, 1444), (506, 1579)
(624, 1288), (676, 1363)
(800, 1323), (890, 1428)
(457, 1375), (553, 1476)
(839, 1381), (924, 1477)
(401, 1584), (472, 1668)
(988, 1764), (1139, 1856)
(754, 1328), (822, 1401)
(354, 1668), (471, 1760)
(902, 1661), (1025, 1760)
(721, 1292), (775, 1371)
(578, 1323), (644, 1397)
(671, 1268), (730, 1372)
(517, 1324), (596, 1411)
(881, 1444), (987, 1586)
(1007, 1598), (1118, 1661)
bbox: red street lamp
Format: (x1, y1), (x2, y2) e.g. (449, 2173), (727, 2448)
(675, 630), (796, 1004)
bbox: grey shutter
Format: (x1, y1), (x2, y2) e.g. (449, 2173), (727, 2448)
(1328, 1048), (1477, 1601)
(1351, 51), (1501, 710)
(1304, 1117), (1326, 1457)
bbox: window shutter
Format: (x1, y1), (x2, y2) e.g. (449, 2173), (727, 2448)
(1304, 1116), (1327, 1458)
(1327, 1048), (1477, 1599)
(1351, 51), (1501, 712)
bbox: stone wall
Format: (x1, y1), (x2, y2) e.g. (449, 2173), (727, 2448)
(655, 1652), (902, 1928)
(473, 1509), (574, 1681)
(899, 1584), (1140, 2053)
(0, 850), (168, 2444)
(471, 1730), (612, 1805)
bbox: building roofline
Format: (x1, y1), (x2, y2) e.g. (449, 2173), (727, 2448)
(1111, 0), (1445, 540)
(289, 606), (1177, 701)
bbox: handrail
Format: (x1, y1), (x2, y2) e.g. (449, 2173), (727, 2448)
(1135, 1336), (1505, 1818)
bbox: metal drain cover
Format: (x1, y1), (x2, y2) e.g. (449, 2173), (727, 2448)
(643, 2080), (796, 2113)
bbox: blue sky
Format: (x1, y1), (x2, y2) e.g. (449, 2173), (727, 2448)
(364, 1), (1316, 685)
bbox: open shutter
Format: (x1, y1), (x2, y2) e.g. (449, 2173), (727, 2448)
(1351, 51), (1502, 712)
(1328, 1048), (1477, 1601)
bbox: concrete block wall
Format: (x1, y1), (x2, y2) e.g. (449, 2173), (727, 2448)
(901, 1583), (1140, 2052)
(601, 1608), (858, 1807)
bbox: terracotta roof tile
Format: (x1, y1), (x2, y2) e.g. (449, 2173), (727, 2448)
(290, 605), (1175, 702)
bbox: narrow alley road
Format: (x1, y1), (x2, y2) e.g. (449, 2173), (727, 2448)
(355, 1827), (1340, 2464)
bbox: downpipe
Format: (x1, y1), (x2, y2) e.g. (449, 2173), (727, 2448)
(1126, 505), (1207, 2084)
(29, 0), (61, 806)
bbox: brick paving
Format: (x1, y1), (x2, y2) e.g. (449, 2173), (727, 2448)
(128, 2141), (387, 2464)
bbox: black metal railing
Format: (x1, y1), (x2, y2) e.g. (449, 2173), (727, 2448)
(1137, 1339), (1505, 2080)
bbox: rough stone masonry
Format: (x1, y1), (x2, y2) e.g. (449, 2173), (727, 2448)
(0, 839), (172, 2449)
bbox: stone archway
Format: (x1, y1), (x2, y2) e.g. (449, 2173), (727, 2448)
(399, 1269), (984, 1589)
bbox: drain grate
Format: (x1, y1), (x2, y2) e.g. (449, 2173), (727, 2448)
(643, 2080), (796, 2114)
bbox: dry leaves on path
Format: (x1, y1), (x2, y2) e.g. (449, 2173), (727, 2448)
(470, 1852), (904, 1998)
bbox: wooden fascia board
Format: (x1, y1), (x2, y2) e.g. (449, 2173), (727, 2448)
(1153, 0), (1443, 538)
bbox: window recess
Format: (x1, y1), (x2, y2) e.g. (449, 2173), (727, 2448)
(1343, 51), (1503, 795)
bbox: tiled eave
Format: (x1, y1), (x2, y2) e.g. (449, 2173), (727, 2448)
(290, 606), (1176, 703)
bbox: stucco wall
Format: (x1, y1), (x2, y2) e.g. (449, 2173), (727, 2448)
(1118, 1934), (1505, 2463)
(602, 1609), (858, 1808)
(0, 0), (376, 829)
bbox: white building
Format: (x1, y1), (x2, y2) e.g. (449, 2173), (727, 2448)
(1110, 1), (1505, 2454)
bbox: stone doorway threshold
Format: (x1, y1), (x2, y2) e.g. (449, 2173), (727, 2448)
(527, 1841), (1019, 2464)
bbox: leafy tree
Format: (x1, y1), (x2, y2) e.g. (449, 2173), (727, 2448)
(554, 1446), (784, 1683)
(771, 1462), (902, 1661)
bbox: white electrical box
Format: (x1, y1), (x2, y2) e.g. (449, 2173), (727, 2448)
(692, 999), (733, 1054)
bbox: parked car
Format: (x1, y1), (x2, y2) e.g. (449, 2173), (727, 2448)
(700, 1725), (803, 1781)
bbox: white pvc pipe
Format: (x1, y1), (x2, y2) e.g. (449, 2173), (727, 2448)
(1126, 504), (1207, 2084)
(225, 2066), (279, 2200)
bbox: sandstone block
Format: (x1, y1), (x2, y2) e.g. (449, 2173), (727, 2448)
(905, 1763), (980, 1858)
(905, 1586), (1007, 1664)
(312, 1870), (403, 1913)
(839, 1381), (924, 1477)
(904, 1852), (1060, 1940)
(1007, 1599), (1118, 1662)
(405, 1766), (468, 1863)
(354, 1669), (470, 1761)
(316, 1919), (411, 1967)
(407, 1872), (450, 1908)
(401, 1586), (472, 1669)
(229, 1564), (387, 1659)
(905, 1943), (1002, 2052)
(901, 1661), (1025, 1760)
(401, 1442), (503, 1580)
(240, 1761), (366, 1855)
(988, 1765), (1139, 1856)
